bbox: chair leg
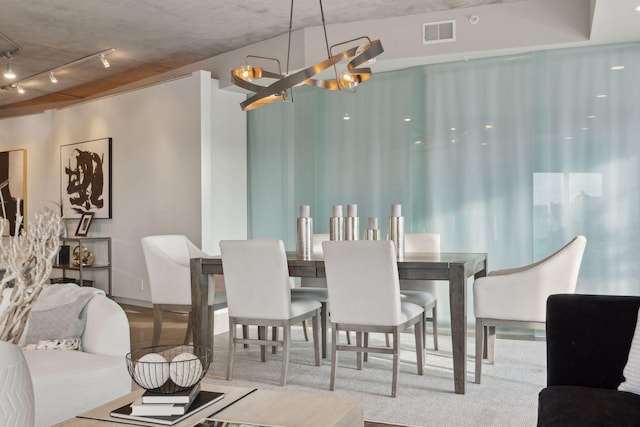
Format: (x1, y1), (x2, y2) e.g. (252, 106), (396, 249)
(392, 328), (399, 398)
(330, 326), (338, 391)
(363, 332), (369, 362)
(385, 332), (390, 347)
(356, 332), (363, 370)
(259, 326), (267, 362)
(431, 302), (439, 351)
(421, 310), (427, 350)
(280, 325), (290, 386)
(272, 327), (278, 354)
(242, 325), (249, 349)
(227, 319), (236, 380)
(184, 311), (193, 345)
(312, 310), (321, 366)
(487, 326), (496, 364)
(301, 320), (309, 341)
(152, 305), (162, 346)
(415, 317), (424, 375)
(346, 330), (351, 344)
(320, 302), (328, 359)
(475, 319), (484, 384)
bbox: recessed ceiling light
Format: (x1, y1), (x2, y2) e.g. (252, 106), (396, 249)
(596, 94), (608, 98)
(611, 65), (625, 71)
(581, 127), (589, 131)
(587, 115), (596, 119)
(404, 117), (411, 122)
(343, 113), (350, 121)
(565, 136), (573, 140)
(450, 127), (456, 131)
(484, 124), (493, 129)
(636, 5), (640, 12)
(450, 139), (457, 144)
(414, 140), (422, 145)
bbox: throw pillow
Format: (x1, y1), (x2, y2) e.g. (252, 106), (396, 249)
(618, 307), (640, 394)
(22, 337), (82, 351)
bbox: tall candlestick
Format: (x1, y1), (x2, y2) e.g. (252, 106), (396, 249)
(347, 204), (357, 217)
(391, 203), (402, 217)
(332, 205), (343, 218)
(300, 204), (310, 218)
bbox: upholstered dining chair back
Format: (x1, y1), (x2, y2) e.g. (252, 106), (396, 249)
(301, 233), (330, 288)
(401, 233), (440, 292)
(141, 235), (216, 306)
(322, 240), (402, 326)
(220, 240), (292, 319)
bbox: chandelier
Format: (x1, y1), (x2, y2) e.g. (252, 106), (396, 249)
(231, 0), (384, 111)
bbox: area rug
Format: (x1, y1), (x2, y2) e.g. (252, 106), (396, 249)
(202, 328), (546, 427)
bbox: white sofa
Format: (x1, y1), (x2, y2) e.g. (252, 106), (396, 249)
(21, 292), (132, 427)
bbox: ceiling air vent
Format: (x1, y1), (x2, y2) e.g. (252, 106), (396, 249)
(422, 20), (456, 44)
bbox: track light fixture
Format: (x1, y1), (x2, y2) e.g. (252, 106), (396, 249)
(231, 0), (383, 111)
(4, 59), (15, 79)
(0, 48), (116, 94)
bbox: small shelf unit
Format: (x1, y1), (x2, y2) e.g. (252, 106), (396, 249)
(53, 236), (112, 296)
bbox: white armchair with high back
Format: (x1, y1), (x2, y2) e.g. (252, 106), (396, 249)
(219, 239), (321, 386)
(473, 235), (587, 383)
(141, 235), (227, 346)
(322, 240), (425, 397)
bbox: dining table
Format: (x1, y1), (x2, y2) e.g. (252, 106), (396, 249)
(190, 251), (487, 395)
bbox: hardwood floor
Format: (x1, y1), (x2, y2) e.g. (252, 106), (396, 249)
(121, 304), (405, 427)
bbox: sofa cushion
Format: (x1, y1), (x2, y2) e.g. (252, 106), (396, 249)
(538, 385), (640, 427)
(23, 349), (131, 427)
(618, 307), (640, 394)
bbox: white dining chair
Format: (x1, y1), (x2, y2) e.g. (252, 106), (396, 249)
(322, 240), (424, 397)
(141, 235), (227, 346)
(473, 235), (587, 383)
(397, 233), (441, 350)
(220, 239), (321, 386)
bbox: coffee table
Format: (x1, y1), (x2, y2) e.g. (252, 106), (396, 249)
(54, 383), (363, 427)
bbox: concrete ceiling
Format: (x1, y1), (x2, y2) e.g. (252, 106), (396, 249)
(0, 0), (638, 118)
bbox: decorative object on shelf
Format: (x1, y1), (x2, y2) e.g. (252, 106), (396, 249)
(0, 208), (62, 343)
(72, 245), (95, 267)
(57, 245), (70, 265)
(51, 200), (68, 238)
(329, 205), (344, 241)
(74, 212), (95, 237)
(60, 137), (112, 219)
(230, 0), (384, 111)
(0, 149), (26, 237)
(365, 217), (380, 241)
(126, 345), (210, 394)
(296, 204), (313, 259)
(388, 204), (405, 258)
(344, 204), (359, 240)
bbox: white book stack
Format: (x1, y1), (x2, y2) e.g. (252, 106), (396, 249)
(132, 383), (201, 416)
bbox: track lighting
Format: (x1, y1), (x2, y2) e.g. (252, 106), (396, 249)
(4, 60), (15, 79)
(100, 54), (110, 68)
(49, 71), (58, 84)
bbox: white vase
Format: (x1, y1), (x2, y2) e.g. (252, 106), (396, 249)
(0, 341), (35, 427)
(59, 218), (68, 239)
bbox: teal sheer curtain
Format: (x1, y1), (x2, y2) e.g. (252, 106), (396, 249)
(248, 43), (640, 313)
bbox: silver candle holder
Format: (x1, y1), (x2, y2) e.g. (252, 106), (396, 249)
(344, 216), (359, 240)
(388, 216), (405, 259)
(329, 217), (344, 241)
(296, 217), (313, 259)
(365, 217), (380, 240)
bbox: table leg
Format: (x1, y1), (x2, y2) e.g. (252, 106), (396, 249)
(449, 264), (467, 395)
(190, 259), (210, 358)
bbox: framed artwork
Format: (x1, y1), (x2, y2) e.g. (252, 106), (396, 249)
(75, 212), (95, 236)
(0, 149), (26, 236)
(60, 138), (112, 219)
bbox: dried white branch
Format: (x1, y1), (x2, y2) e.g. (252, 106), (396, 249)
(0, 208), (62, 343)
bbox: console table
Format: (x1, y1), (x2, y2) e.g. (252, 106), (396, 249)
(190, 252), (488, 395)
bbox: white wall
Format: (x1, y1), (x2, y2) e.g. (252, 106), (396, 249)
(0, 71), (247, 304)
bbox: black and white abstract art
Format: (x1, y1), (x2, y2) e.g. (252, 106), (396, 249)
(60, 138), (112, 219)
